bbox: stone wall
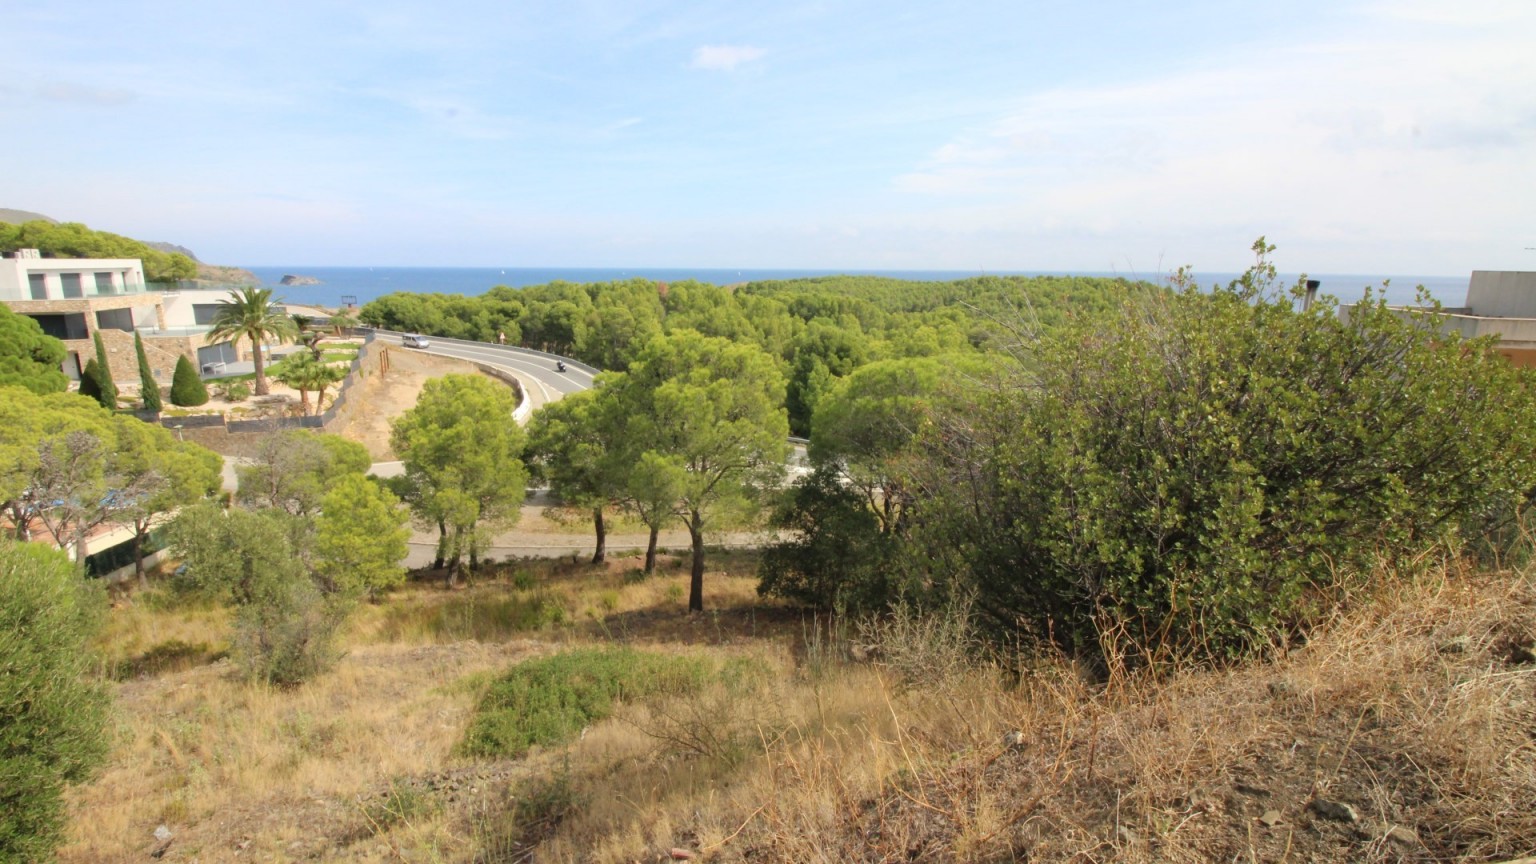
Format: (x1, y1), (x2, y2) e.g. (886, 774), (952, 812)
(65, 328), (203, 390)
(316, 337), (384, 437)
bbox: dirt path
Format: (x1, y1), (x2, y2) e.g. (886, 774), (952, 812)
(327, 347), (494, 460)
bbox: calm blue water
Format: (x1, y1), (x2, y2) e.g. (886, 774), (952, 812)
(243, 266), (1469, 310)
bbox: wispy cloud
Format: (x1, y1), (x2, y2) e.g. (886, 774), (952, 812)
(597, 116), (644, 135)
(691, 44), (765, 72)
(35, 81), (135, 106)
(890, 0), (1536, 267)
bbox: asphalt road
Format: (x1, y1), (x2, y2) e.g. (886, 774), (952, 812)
(370, 331), (595, 414)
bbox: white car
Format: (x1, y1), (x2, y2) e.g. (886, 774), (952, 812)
(402, 333), (430, 349)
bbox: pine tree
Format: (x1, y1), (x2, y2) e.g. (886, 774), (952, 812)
(90, 330), (117, 407)
(170, 355), (209, 407)
(135, 332), (162, 413)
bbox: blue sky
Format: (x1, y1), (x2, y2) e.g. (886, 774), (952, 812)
(3, 0), (1533, 275)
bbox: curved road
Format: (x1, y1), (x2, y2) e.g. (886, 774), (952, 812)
(363, 331), (596, 479)
(215, 331), (807, 562)
(371, 331), (596, 410)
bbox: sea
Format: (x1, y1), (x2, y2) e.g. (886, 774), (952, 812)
(242, 266), (1470, 311)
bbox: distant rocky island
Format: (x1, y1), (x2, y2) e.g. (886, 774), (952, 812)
(279, 274), (323, 286)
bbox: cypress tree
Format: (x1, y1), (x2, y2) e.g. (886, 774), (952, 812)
(78, 358), (108, 407)
(134, 332), (162, 413)
(170, 355), (209, 407)
(90, 330), (117, 407)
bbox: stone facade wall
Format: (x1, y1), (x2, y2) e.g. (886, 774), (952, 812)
(64, 328), (205, 389)
(8, 294), (166, 327)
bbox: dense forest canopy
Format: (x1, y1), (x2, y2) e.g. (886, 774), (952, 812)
(359, 273), (1155, 436)
(0, 220), (197, 282)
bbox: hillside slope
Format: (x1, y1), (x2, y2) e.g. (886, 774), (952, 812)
(61, 558), (1536, 863)
(1, 208), (258, 284)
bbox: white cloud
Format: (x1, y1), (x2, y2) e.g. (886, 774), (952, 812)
(888, 1), (1536, 271)
(691, 44), (765, 72)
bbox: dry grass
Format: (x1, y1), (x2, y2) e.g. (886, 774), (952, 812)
(62, 557), (1536, 863)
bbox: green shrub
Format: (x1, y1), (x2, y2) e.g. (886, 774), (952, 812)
(758, 466), (898, 613)
(0, 541), (110, 861)
(230, 576), (347, 687)
(918, 241), (1536, 664)
(112, 639), (225, 680)
(216, 380), (250, 402)
(170, 355), (209, 407)
(457, 648), (711, 758)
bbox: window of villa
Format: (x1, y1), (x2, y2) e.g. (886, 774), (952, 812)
(61, 273), (83, 298)
(28, 274), (48, 299)
(95, 272), (116, 295)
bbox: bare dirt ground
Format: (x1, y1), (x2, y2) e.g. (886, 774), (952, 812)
(326, 347), (493, 461)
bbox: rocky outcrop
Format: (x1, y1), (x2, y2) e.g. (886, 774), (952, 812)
(280, 274), (323, 286)
(146, 240), (200, 261)
(194, 263), (262, 284)
(0, 207), (56, 225)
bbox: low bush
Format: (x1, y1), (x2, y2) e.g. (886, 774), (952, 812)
(170, 355), (209, 407)
(111, 638), (225, 680)
(457, 647), (712, 759)
(758, 466), (897, 613)
(166, 502), (346, 685)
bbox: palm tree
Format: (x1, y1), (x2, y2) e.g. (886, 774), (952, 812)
(330, 310), (358, 337)
(205, 286), (298, 397)
(272, 353), (346, 415)
(311, 363), (346, 413)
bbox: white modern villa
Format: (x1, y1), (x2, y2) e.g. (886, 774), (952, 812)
(0, 248), (284, 383)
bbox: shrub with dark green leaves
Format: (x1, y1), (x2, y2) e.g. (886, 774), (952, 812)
(457, 648), (711, 758)
(216, 380), (250, 402)
(0, 541), (109, 860)
(170, 354), (209, 407)
(758, 466), (898, 613)
(917, 241), (1536, 664)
